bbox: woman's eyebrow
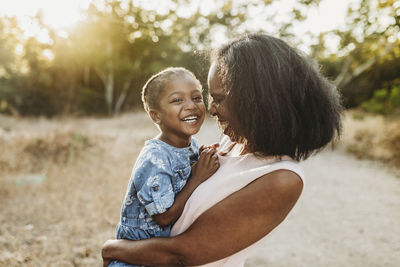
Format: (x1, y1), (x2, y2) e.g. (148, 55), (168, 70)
(210, 93), (225, 98)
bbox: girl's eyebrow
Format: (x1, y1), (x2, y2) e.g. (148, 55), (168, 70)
(166, 91), (182, 98)
(168, 89), (202, 98)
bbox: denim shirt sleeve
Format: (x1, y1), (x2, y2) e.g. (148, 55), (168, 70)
(134, 150), (175, 216)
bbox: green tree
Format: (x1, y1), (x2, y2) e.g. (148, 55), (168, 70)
(0, 0), (340, 116)
(311, 0), (400, 108)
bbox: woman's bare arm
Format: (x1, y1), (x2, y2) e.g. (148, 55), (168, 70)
(102, 169), (303, 266)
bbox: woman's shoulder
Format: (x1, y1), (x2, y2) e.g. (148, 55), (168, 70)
(237, 161), (304, 208)
(237, 155), (306, 186)
(260, 166), (304, 187)
(253, 167), (304, 205)
(266, 160), (305, 185)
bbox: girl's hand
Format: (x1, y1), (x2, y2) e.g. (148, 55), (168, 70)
(199, 143), (219, 153)
(191, 148), (220, 184)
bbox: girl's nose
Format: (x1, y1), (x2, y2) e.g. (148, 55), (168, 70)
(184, 100), (197, 110)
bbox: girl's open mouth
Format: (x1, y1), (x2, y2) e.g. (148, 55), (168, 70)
(181, 115), (199, 123)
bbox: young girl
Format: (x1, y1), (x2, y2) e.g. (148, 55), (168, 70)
(109, 67), (220, 267)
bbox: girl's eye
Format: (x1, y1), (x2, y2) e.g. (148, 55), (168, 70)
(171, 98), (183, 103)
(193, 96), (203, 102)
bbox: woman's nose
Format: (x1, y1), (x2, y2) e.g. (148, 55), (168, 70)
(208, 102), (217, 116)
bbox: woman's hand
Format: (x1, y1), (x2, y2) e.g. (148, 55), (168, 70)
(191, 147), (220, 184)
(103, 258), (111, 267)
(102, 239), (116, 266)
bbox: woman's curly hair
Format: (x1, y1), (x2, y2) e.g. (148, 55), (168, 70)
(211, 34), (343, 161)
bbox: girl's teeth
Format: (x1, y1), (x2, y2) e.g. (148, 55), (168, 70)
(182, 116), (197, 122)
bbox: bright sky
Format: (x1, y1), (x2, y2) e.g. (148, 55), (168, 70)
(0, 0), (359, 51)
(0, 0), (91, 28)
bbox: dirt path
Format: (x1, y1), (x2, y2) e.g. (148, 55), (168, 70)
(197, 119), (400, 267)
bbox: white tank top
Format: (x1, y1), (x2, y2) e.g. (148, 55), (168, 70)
(170, 136), (305, 267)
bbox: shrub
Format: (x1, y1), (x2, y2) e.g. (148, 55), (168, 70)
(0, 130), (93, 173)
(361, 80), (400, 115)
(388, 85), (400, 111)
(384, 124), (400, 166)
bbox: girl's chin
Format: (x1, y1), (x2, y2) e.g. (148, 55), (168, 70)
(185, 126), (202, 136)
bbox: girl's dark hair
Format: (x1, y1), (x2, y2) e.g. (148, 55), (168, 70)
(142, 67), (202, 112)
(212, 34), (343, 161)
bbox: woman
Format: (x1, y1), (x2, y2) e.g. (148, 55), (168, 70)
(102, 33), (342, 266)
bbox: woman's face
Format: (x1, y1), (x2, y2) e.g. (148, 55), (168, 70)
(207, 62), (233, 137)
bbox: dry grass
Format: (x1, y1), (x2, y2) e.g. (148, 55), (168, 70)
(342, 110), (400, 170)
(0, 112), (158, 266)
(0, 110), (399, 266)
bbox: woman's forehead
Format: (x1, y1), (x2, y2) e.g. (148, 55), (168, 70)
(207, 62), (218, 82)
(208, 80), (224, 95)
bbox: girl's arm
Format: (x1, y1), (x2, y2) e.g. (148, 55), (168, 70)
(102, 169), (303, 266)
(153, 148), (219, 227)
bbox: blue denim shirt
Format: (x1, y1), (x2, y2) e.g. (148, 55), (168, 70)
(116, 138), (199, 240)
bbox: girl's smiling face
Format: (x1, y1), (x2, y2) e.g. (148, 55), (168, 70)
(151, 74), (206, 147)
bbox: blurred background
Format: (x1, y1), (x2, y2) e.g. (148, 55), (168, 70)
(0, 0), (399, 266)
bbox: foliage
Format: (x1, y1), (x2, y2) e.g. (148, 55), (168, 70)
(0, 0), (399, 116)
(0, 0), (256, 116)
(312, 0), (400, 111)
(361, 79), (400, 114)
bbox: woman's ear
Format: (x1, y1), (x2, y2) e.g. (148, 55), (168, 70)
(149, 109), (161, 124)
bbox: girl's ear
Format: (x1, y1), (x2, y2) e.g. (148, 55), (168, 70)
(149, 109), (161, 124)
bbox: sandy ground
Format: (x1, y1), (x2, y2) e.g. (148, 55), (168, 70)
(0, 113), (399, 266)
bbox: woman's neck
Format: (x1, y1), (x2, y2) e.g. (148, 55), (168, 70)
(157, 133), (191, 148)
(220, 142), (251, 156)
(240, 145), (251, 155)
